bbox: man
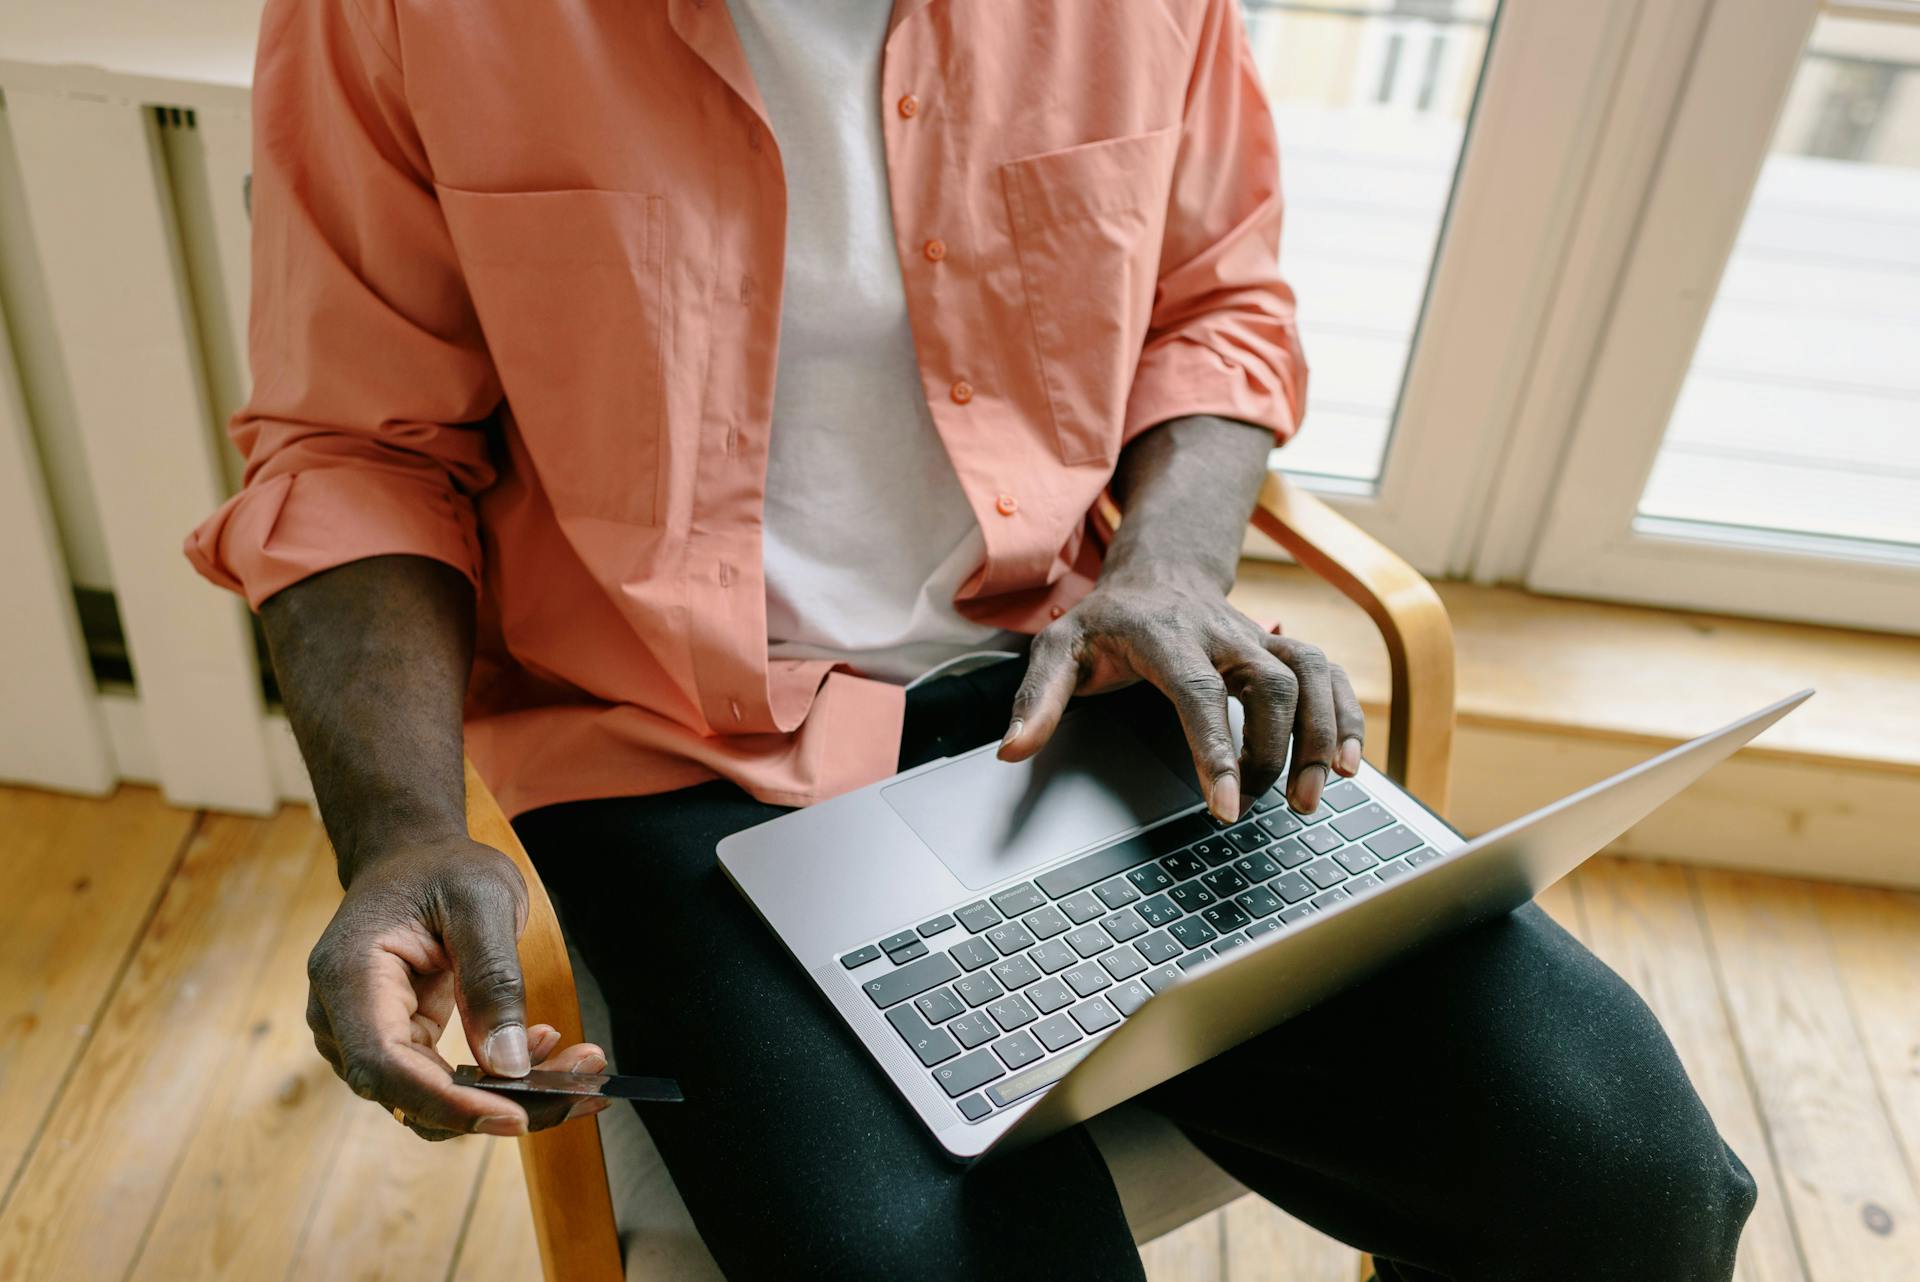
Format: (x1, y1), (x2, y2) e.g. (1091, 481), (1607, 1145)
(188, 0), (1756, 1277)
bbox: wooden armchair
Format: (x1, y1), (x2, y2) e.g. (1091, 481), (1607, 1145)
(463, 469), (1456, 1281)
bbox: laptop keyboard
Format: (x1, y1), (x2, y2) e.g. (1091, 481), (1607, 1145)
(839, 774), (1445, 1123)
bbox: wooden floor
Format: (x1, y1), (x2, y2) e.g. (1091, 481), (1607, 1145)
(1, 785), (1916, 1281)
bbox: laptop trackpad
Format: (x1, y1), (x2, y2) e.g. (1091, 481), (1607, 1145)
(881, 709), (1200, 891)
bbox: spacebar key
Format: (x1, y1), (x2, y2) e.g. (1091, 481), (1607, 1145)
(985, 1042), (1095, 1108)
(861, 952), (961, 1008)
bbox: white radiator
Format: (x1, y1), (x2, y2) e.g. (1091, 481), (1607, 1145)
(0, 47), (311, 813)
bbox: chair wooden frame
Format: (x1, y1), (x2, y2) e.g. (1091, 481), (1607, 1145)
(463, 469), (1456, 1282)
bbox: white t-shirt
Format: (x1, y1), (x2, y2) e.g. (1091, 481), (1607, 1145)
(727, 0), (1009, 684)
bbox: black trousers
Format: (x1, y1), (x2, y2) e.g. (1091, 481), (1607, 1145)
(520, 660), (1756, 1282)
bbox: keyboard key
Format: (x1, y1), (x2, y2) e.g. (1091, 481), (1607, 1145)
(987, 993), (1039, 1031)
(1168, 883), (1215, 913)
(1346, 871), (1385, 896)
(1058, 891), (1106, 925)
(1313, 886), (1352, 910)
(1029, 939), (1079, 974)
(839, 944), (882, 970)
(1176, 948), (1216, 970)
(1065, 926), (1112, 958)
(1278, 903), (1316, 925)
(948, 937), (998, 971)
(1335, 846), (1379, 875)
(1366, 824), (1424, 859)
(886, 1005), (960, 1066)
(1331, 803), (1393, 842)
(1099, 945), (1149, 981)
(1127, 864), (1175, 894)
(1063, 962), (1112, 997)
(1234, 886), (1283, 919)
(993, 1030), (1045, 1070)
(1212, 931), (1250, 954)
(1021, 905), (1072, 940)
(1299, 825), (1344, 855)
(1169, 918), (1218, 949)
(1201, 902), (1251, 934)
(918, 914), (958, 937)
(1233, 851), (1281, 882)
(1223, 821), (1269, 853)
(986, 1048), (1083, 1107)
(1245, 918), (1282, 939)
(1026, 976), (1075, 1014)
(915, 987), (965, 1024)
(1201, 868), (1250, 897)
(957, 1093), (992, 1121)
(991, 954), (1042, 990)
(1406, 847), (1444, 867)
(1070, 997), (1122, 1034)
(1108, 980), (1152, 1016)
(1320, 778), (1368, 811)
(1031, 1013), (1083, 1052)
(991, 882), (1047, 917)
(1135, 894), (1182, 927)
(955, 900), (1001, 933)
(1376, 860), (1413, 883)
(1033, 813), (1212, 899)
(1161, 850), (1207, 880)
(954, 972), (1004, 1008)
(1135, 930), (1182, 964)
(1099, 909), (1147, 943)
(862, 953), (962, 1009)
(1250, 784), (1288, 813)
(1093, 878), (1140, 910)
(1271, 836), (1315, 869)
(1256, 809), (1302, 838)
(1303, 858), (1349, 890)
(879, 930), (919, 955)
(1142, 963), (1184, 993)
(988, 922), (1038, 955)
(884, 939), (927, 963)
(1293, 801), (1335, 825)
(947, 1010), (997, 1048)
(1271, 870), (1315, 903)
(1187, 835), (1239, 867)
(934, 1049), (1005, 1098)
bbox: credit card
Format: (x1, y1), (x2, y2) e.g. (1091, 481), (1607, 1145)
(452, 1064), (684, 1102)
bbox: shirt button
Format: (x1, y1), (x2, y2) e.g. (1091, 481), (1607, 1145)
(897, 94), (920, 118)
(923, 238), (947, 262)
(1049, 604), (1065, 619)
(995, 493), (1019, 516)
(950, 380), (974, 405)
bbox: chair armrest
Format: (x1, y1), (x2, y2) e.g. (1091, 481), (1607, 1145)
(1248, 470), (1456, 814)
(464, 758), (625, 1282)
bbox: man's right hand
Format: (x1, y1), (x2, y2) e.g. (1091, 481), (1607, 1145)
(304, 833), (607, 1141)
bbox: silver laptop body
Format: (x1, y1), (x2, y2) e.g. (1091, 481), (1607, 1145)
(719, 688), (1809, 1161)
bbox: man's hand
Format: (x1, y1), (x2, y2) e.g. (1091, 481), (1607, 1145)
(304, 833), (606, 1141)
(998, 568), (1363, 821)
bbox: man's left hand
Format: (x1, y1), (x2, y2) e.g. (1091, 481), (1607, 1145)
(997, 568), (1364, 822)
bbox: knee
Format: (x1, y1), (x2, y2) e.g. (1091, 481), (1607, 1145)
(1546, 1125), (1758, 1280)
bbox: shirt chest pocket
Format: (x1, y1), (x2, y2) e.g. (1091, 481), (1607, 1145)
(438, 187), (669, 526)
(1000, 126), (1180, 467)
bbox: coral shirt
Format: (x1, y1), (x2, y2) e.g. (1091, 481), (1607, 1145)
(185, 0), (1307, 818)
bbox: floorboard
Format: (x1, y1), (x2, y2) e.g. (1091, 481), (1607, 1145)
(450, 1145), (543, 1282)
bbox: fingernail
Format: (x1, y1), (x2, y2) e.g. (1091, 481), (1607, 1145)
(1001, 718), (1023, 749)
(485, 1024), (530, 1078)
(578, 1052), (607, 1074)
(1210, 774), (1240, 823)
(475, 1115), (526, 1137)
(1338, 739), (1362, 776)
(567, 1097), (612, 1121)
(1291, 764), (1327, 812)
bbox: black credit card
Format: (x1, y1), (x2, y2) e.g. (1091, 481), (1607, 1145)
(452, 1064), (684, 1102)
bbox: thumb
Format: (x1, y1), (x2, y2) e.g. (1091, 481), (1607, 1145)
(444, 881), (531, 1078)
(999, 626), (1080, 762)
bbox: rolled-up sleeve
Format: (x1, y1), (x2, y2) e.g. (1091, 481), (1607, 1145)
(1121, 0), (1306, 448)
(185, 0), (501, 609)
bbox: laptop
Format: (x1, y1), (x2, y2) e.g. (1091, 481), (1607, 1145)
(719, 683), (1811, 1161)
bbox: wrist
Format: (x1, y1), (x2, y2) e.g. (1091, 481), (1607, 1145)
(1098, 552), (1233, 599)
(335, 807), (471, 885)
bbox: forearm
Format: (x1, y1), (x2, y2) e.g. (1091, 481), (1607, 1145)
(1105, 414), (1273, 591)
(259, 554), (476, 884)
